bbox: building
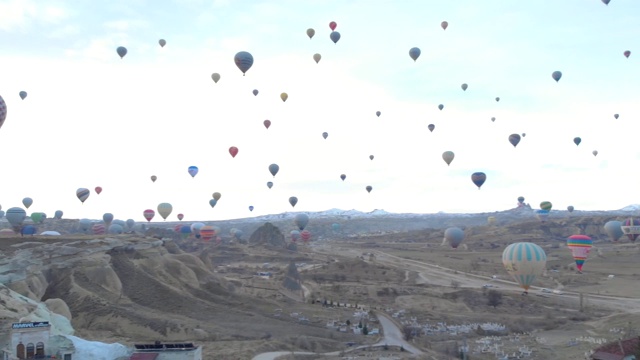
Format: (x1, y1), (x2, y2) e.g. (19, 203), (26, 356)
(130, 342), (202, 360)
(1, 321), (73, 360)
(591, 337), (640, 360)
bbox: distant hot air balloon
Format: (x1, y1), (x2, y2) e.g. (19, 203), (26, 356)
(151, 175), (157, 182)
(234, 51), (254, 76)
(566, 206), (574, 213)
(552, 71), (562, 82)
(212, 192), (221, 201)
(366, 185), (372, 193)
(211, 73), (221, 83)
(444, 227), (464, 249)
(116, 46), (127, 59)
(229, 146), (238, 158)
(143, 209), (155, 222)
(95, 186), (102, 195)
(306, 28), (315, 39)
(428, 124), (435, 132)
(573, 137), (581, 146)
(438, 104), (444, 111)
(508, 134), (521, 147)
(22, 197), (33, 209)
(126, 219), (135, 230)
(76, 188), (90, 204)
(604, 220), (624, 242)
(269, 164), (279, 177)
(340, 174), (346, 181)
(322, 132), (328, 139)
(491, 117), (496, 122)
(209, 199), (217, 208)
(495, 97), (500, 102)
(567, 235), (592, 273)
(157, 203), (173, 220)
(159, 39), (166, 47)
(369, 155), (374, 160)
(267, 181), (273, 189)
(188, 166), (199, 178)
(517, 196), (525, 205)
(6, 207), (26, 229)
(0, 95), (6, 130)
(19, 91), (27, 100)
(461, 83), (468, 91)
(54, 210), (63, 220)
(290, 230), (300, 243)
(471, 172), (486, 189)
(329, 21), (337, 30)
(253, 89), (259, 96)
(289, 196), (298, 208)
(330, 31), (340, 44)
(621, 218), (640, 242)
(409, 47), (421, 61)
(263, 120), (271, 129)
(200, 225), (215, 242)
(441, 21), (448, 30)
(614, 114), (619, 119)
(92, 223), (106, 235)
(624, 50), (631, 58)
(592, 150), (598, 157)
(295, 213), (309, 230)
(249, 205), (254, 212)
(376, 111), (381, 117)
(301, 230), (311, 243)
(109, 224), (124, 234)
(313, 53), (321, 63)
(502, 242), (547, 294)
(540, 201), (552, 211)
(442, 151), (455, 166)
(280, 92), (288, 102)
(177, 213), (184, 221)
(102, 212), (113, 225)
(601, 0), (610, 5)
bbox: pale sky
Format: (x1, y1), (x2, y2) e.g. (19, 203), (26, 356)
(0, 0), (639, 222)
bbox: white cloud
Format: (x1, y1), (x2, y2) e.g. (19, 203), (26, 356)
(0, 0), (69, 31)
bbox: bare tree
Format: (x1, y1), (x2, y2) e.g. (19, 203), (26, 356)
(487, 290), (503, 308)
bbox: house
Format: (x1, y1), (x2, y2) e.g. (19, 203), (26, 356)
(1, 321), (74, 360)
(591, 337), (640, 360)
(131, 342), (202, 360)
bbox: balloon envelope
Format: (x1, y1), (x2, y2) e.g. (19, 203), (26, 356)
(322, 132), (328, 139)
(269, 163), (279, 177)
(109, 224), (124, 234)
(428, 124), (435, 132)
(604, 220), (624, 242)
(116, 46), (127, 58)
(95, 186), (102, 194)
(366, 185), (372, 193)
(151, 175), (157, 182)
(22, 197), (33, 209)
(444, 227), (464, 248)
(211, 73), (221, 83)
(159, 39), (166, 47)
(313, 53), (321, 63)
(442, 151), (454, 166)
(438, 104), (444, 110)
(229, 146), (238, 158)
(330, 31), (340, 44)
(0, 95), (7, 130)
(409, 47), (421, 61)
(177, 214), (184, 221)
(306, 28), (315, 39)
(143, 209), (155, 222)
(329, 21), (337, 30)
(552, 71), (562, 82)
(540, 201), (552, 211)
(567, 235), (592, 272)
(502, 242), (547, 291)
(234, 51), (254, 75)
(103, 213), (114, 225)
(263, 120), (271, 129)
(54, 210), (63, 219)
(212, 192), (221, 201)
(289, 196), (298, 207)
(19, 91), (27, 100)
(508, 134), (521, 147)
(567, 206), (574, 213)
(157, 203), (173, 220)
(253, 89), (259, 96)
(76, 188), (90, 203)
(209, 199), (217, 208)
(441, 21), (448, 30)
(6, 207), (26, 227)
(340, 174), (346, 181)
(280, 93), (288, 102)
(471, 172), (486, 189)
(188, 166), (198, 178)
(267, 181), (273, 189)
(295, 213), (309, 230)
(573, 137), (581, 146)
(461, 83), (468, 91)
(624, 50), (630, 58)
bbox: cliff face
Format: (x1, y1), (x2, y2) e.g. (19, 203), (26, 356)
(248, 222), (286, 247)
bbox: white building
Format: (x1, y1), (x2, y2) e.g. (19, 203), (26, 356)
(1, 321), (74, 360)
(130, 342), (202, 360)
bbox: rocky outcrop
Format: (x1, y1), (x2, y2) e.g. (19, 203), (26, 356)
(248, 222), (286, 247)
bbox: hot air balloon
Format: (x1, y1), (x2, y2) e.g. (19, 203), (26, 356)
(234, 51), (254, 76)
(601, 0), (610, 5)
(76, 188), (90, 203)
(289, 196), (298, 208)
(30, 212), (44, 224)
(177, 213), (184, 221)
(301, 230), (311, 244)
(211, 73), (221, 83)
(229, 146), (238, 158)
(280, 93), (288, 102)
(209, 199), (217, 208)
(151, 175), (157, 182)
(263, 120), (271, 129)
(329, 21), (337, 30)
(267, 181), (273, 189)
(366, 185), (372, 193)
(495, 97), (500, 102)
(269, 163), (279, 177)
(159, 39), (166, 47)
(103, 213), (114, 225)
(614, 114), (619, 119)
(116, 46), (127, 59)
(409, 47), (421, 61)
(621, 218), (640, 242)
(591, 150), (598, 157)
(604, 220), (624, 242)
(0, 95), (6, 130)
(441, 21), (448, 30)
(19, 91), (27, 100)
(442, 151), (455, 166)
(535, 209), (549, 222)
(376, 111), (381, 117)
(253, 89), (259, 96)
(552, 71), (562, 82)
(438, 104), (444, 110)
(95, 186), (102, 195)
(188, 166), (198, 178)
(249, 205), (254, 212)
(143, 209), (155, 222)
(330, 31), (340, 44)
(157, 203), (172, 220)
(126, 219), (135, 230)
(191, 222), (205, 238)
(200, 225), (215, 242)
(54, 210), (63, 220)
(517, 196), (525, 205)
(313, 53), (321, 63)
(212, 192), (221, 201)
(340, 174), (346, 181)
(573, 137), (581, 146)
(624, 50), (631, 58)
(290, 230), (300, 243)
(79, 219), (92, 232)
(508, 134), (521, 147)
(109, 224), (124, 234)
(567, 235), (592, 273)
(295, 213), (309, 230)
(22, 197), (33, 209)
(6, 207), (26, 229)
(461, 83), (468, 91)
(369, 155), (374, 160)
(491, 117), (496, 122)
(428, 124), (435, 132)
(540, 201), (552, 211)
(502, 242), (547, 294)
(471, 172), (486, 189)
(322, 132), (328, 139)
(92, 223), (106, 235)
(567, 205), (574, 213)
(306, 28), (315, 39)
(444, 227), (464, 249)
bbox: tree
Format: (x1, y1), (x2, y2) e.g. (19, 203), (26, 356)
(362, 324), (369, 335)
(487, 290), (503, 308)
(346, 319), (351, 326)
(358, 320), (363, 329)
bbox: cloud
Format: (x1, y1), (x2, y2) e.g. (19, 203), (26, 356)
(0, 0), (70, 31)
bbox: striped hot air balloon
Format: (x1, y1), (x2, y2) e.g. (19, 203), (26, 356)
(621, 218), (640, 242)
(234, 51), (254, 75)
(157, 202), (172, 220)
(77, 188), (90, 204)
(300, 230), (311, 244)
(92, 223), (106, 235)
(566, 235), (592, 273)
(502, 242), (547, 294)
(200, 225), (215, 242)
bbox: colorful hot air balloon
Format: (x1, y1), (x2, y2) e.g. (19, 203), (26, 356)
(329, 21), (337, 31)
(92, 223), (106, 235)
(624, 50), (631, 58)
(269, 164), (279, 177)
(604, 220), (623, 242)
(143, 209), (155, 222)
(444, 227), (464, 249)
(76, 188), (90, 203)
(151, 175), (157, 182)
(573, 137), (581, 146)
(289, 196), (298, 207)
(234, 51), (254, 75)
(366, 185), (372, 193)
(177, 213), (184, 221)
(313, 53), (321, 63)
(116, 46), (127, 59)
(461, 83), (468, 91)
(157, 203), (172, 220)
(280, 93), (288, 102)
(290, 230), (300, 243)
(22, 197), (33, 209)
(306, 28), (315, 39)
(621, 218), (640, 242)
(300, 230), (311, 244)
(409, 47), (421, 61)
(428, 124), (435, 132)
(441, 21), (448, 30)
(267, 181), (273, 189)
(471, 172), (486, 189)
(0, 95), (7, 131)
(322, 132), (328, 139)
(508, 134), (521, 147)
(95, 186), (102, 195)
(200, 225), (215, 242)
(540, 201), (552, 211)
(212, 192), (221, 201)
(19, 91), (27, 100)
(552, 71), (562, 82)
(211, 73), (221, 83)
(567, 235), (592, 273)
(340, 174), (346, 181)
(188, 166), (198, 178)
(229, 146), (238, 158)
(502, 242), (547, 294)
(330, 31), (340, 44)
(253, 89), (259, 96)
(442, 151), (455, 166)
(295, 213), (309, 230)
(263, 120), (271, 129)
(159, 39), (166, 47)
